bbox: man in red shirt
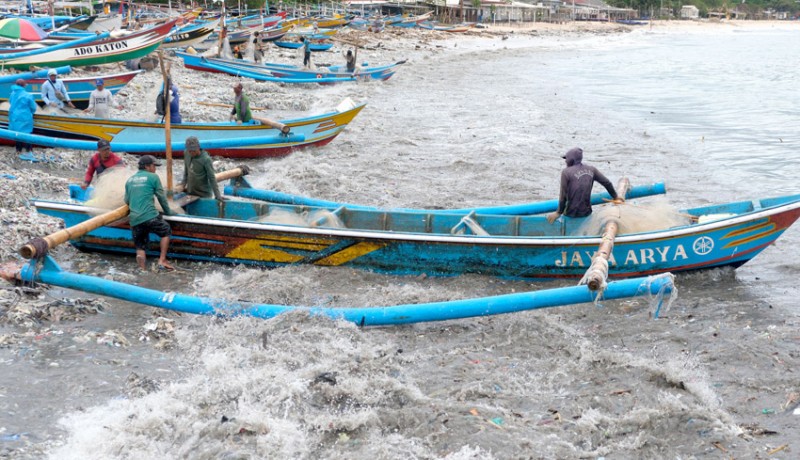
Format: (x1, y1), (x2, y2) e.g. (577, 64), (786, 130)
(81, 139), (124, 189)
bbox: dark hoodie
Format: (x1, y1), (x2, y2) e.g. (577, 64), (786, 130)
(556, 148), (617, 218)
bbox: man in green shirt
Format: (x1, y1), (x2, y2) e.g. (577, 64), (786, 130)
(124, 155), (176, 271)
(230, 82), (253, 124)
(229, 82), (290, 134)
(181, 136), (223, 200)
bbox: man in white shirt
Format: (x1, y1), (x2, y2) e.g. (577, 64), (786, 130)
(41, 69), (76, 110)
(83, 79), (122, 119)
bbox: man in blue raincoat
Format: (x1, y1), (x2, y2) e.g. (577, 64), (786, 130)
(9, 79), (36, 155)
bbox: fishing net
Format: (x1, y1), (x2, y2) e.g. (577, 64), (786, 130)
(575, 197), (694, 236)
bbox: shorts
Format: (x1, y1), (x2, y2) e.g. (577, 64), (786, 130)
(131, 217), (171, 250)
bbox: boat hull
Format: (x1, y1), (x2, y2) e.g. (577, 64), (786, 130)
(0, 21), (175, 69)
(0, 70), (142, 110)
(30, 194), (800, 280)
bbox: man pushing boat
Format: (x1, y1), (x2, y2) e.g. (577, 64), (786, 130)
(180, 136), (224, 201)
(124, 155), (176, 272)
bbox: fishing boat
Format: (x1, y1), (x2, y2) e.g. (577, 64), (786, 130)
(417, 21), (473, 32)
(159, 19), (219, 49)
(176, 52), (370, 84)
(1, 254), (674, 325)
(274, 40), (333, 51)
(385, 12), (433, 28)
(176, 52), (404, 82)
(27, 187), (800, 280)
(0, 69), (142, 109)
(0, 20), (176, 69)
(0, 98), (365, 159)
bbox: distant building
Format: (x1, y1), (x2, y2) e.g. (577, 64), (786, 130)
(680, 5), (699, 19)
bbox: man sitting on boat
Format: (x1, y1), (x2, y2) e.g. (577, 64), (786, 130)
(180, 136), (223, 201)
(124, 155), (176, 272)
(41, 69), (76, 111)
(546, 147), (622, 223)
(81, 140), (124, 189)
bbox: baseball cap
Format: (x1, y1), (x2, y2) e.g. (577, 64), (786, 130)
(97, 139), (111, 150)
(95, 78), (104, 86)
(47, 69), (57, 76)
(138, 155), (162, 167)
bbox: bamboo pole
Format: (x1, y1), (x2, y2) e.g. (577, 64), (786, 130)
(20, 167), (251, 259)
(19, 205), (130, 259)
(158, 51), (174, 198)
(581, 178), (631, 292)
(197, 101), (270, 111)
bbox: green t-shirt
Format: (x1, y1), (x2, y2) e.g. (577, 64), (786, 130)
(183, 150), (221, 199)
(232, 93), (252, 123)
(124, 170), (173, 226)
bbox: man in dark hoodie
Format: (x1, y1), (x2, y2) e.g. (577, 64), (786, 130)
(546, 147), (621, 223)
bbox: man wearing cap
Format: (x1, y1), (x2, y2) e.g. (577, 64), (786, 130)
(546, 147), (621, 224)
(9, 79), (36, 155)
(124, 155), (176, 271)
(181, 136), (223, 201)
(41, 69), (75, 110)
(81, 140), (124, 189)
(84, 79), (122, 119)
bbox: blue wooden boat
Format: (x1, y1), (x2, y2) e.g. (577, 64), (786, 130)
(0, 69), (142, 110)
(178, 52), (405, 82)
(27, 188), (800, 280)
(0, 98), (363, 159)
(176, 52), (371, 84)
(2, 254), (674, 325)
(274, 40), (333, 51)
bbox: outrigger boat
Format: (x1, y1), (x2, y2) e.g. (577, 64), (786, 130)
(6, 171), (675, 324)
(26, 184), (800, 279)
(177, 52), (375, 84)
(0, 98), (364, 159)
(176, 51), (404, 82)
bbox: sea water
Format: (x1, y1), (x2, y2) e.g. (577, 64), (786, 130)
(4, 27), (800, 459)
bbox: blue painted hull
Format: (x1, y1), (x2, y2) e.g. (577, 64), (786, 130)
(29, 192), (800, 280)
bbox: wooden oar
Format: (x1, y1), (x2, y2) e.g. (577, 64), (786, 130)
(581, 178), (631, 291)
(20, 167), (251, 260)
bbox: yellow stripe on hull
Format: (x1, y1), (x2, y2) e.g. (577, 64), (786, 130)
(314, 242), (386, 266)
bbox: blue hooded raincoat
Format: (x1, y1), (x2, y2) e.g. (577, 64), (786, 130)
(9, 84), (36, 134)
